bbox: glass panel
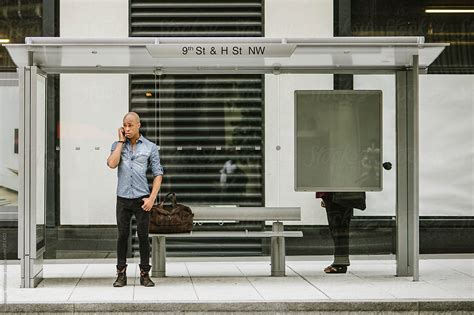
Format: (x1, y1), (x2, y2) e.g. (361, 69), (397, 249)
(34, 72), (46, 253)
(131, 74), (264, 206)
(0, 0), (43, 68)
(128, 73), (265, 257)
(57, 74), (132, 258)
(419, 75), (473, 216)
(0, 72), (19, 259)
(354, 75), (396, 217)
(351, 0), (473, 73)
(295, 90), (382, 191)
(59, 74), (127, 227)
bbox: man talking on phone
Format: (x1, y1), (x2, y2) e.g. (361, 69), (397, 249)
(107, 112), (163, 287)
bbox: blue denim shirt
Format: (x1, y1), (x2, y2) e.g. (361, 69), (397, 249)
(111, 135), (163, 199)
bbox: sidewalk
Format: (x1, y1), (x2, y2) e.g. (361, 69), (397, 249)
(0, 255), (472, 313)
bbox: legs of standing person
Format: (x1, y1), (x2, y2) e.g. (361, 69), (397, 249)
(323, 197), (353, 268)
(114, 197), (133, 287)
(133, 198), (151, 273)
(132, 197), (154, 286)
(116, 197), (133, 269)
(115, 196), (154, 287)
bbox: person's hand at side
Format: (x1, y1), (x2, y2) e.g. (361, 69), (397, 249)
(142, 197), (154, 212)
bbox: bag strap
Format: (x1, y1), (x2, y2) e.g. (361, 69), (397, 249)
(156, 208), (171, 215)
(159, 192), (177, 208)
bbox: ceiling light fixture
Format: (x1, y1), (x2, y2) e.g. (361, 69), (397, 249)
(425, 9), (474, 13)
(0, 39), (10, 43)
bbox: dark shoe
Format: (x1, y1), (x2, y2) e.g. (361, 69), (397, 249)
(113, 266), (127, 287)
(140, 271), (155, 287)
(324, 265), (347, 274)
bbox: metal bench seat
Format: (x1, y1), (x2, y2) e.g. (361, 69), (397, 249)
(149, 206), (302, 277)
(151, 231), (303, 238)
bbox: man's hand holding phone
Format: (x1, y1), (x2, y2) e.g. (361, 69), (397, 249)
(118, 127), (126, 142)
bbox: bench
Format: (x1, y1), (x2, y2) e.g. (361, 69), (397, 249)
(150, 207), (302, 277)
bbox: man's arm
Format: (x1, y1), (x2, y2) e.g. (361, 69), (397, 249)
(142, 144), (164, 211)
(142, 175), (162, 211)
(107, 127), (126, 169)
(107, 142), (123, 169)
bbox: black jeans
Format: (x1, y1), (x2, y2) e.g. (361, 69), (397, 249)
(116, 196), (151, 272)
(323, 196), (353, 266)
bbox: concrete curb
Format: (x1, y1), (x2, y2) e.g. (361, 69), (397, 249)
(0, 300), (472, 313)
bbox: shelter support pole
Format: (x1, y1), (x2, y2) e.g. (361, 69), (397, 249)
(18, 66), (31, 288)
(395, 56), (420, 281)
(151, 236), (166, 277)
(271, 222), (285, 277)
(18, 66), (44, 288)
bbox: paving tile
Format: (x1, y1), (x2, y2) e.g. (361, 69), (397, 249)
(429, 259), (474, 277)
(375, 280), (460, 299)
(286, 261), (334, 277)
(186, 262), (243, 277)
(191, 277), (262, 301)
(83, 263), (136, 278)
(346, 260), (397, 278)
(236, 262), (297, 277)
(360, 272), (463, 300)
(304, 274), (397, 299)
(422, 279), (474, 299)
(247, 276), (329, 300)
(133, 263), (189, 278)
(164, 262), (189, 278)
(43, 263), (88, 278)
(68, 277), (134, 302)
(134, 277), (197, 301)
(5, 287), (73, 303)
(37, 277), (79, 289)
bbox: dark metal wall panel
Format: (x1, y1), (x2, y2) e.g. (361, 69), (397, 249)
(130, 0), (263, 37)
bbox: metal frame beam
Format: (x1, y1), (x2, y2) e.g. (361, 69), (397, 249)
(396, 55), (420, 281)
(14, 48), (424, 286)
(37, 66), (427, 75)
(18, 65), (45, 288)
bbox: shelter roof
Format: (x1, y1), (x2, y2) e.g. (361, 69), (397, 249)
(4, 37), (448, 74)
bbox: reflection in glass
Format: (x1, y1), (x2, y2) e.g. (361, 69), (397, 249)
(351, 0), (473, 74)
(0, 73), (19, 206)
(130, 74), (263, 206)
(0, 72), (19, 259)
(34, 72), (46, 253)
(0, 0), (43, 68)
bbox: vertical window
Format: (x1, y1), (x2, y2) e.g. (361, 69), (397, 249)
(351, 0), (473, 73)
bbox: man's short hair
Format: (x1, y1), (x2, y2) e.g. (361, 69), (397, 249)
(123, 112), (140, 123)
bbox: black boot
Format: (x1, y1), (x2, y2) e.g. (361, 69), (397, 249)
(140, 270), (155, 287)
(113, 266), (127, 287)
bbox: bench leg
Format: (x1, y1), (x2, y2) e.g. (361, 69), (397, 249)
(271, 222), (285, 277)
(151, 236), (166, 277)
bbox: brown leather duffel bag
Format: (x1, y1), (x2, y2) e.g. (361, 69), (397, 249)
(149, 192), (194, 234)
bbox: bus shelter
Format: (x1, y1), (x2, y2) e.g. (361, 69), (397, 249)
(4, 36), (448, 288)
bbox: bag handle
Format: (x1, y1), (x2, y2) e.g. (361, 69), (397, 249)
(159, 192), (177, 208)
